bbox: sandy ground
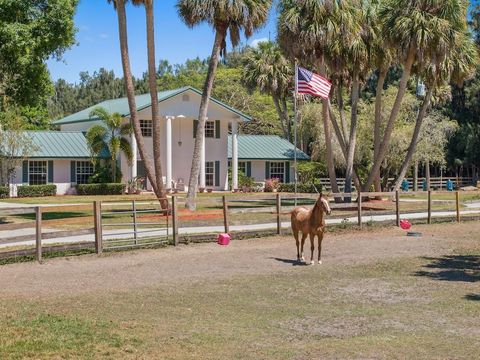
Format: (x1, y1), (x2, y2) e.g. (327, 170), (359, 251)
(1, 221), (478, 299)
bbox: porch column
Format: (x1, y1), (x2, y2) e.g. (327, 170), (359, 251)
(232, 120), (239, 191)
(131, 133), (137, 180)
(199, 130), (206, 191)
(166, 116), (173, 192)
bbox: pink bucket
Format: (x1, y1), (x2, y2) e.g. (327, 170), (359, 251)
(400, 219), (412, 230)
(217, 233), (231, 246)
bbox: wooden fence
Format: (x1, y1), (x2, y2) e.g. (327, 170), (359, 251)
(0, 190), (472, 264)
(319, 177), (473, 191)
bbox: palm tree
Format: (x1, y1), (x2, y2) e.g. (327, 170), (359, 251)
(132, 0), (168, 204)
(364, 0), (469, 191)
(107, 0), (160, 197)
(278, 0), (357, 199)
(177, 0), (272, 210)
(393, 32), (478, 190)
(242, 41), (293, 140)
(87, 107), (133, 182)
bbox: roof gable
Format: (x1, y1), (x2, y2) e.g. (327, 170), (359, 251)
(52, 86), (251, 125)
(228, 135), (310, 160)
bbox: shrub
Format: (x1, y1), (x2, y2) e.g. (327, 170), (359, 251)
(278, 181), (323, 193)
(298, 162), (327, 183)
(17, 184), (57, 197)
(76, 183), (125, 195)
(0, 185), (9, 198)
(264, 178), (280, 192)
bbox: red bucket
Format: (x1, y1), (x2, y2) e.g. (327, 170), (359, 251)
(217, 233), (231, 246)
(400, 219), (412, 230)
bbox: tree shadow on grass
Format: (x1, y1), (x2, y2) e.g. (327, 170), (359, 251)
(271, 257), (309, 266)
(415, 255), (480, 282)
(464, 293), (480, 301)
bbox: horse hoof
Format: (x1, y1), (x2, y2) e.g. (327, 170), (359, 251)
(318, 260), (322, 265)
(309, 261), (315, 266)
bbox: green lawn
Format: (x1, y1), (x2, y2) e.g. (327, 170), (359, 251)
(1, 247), (478, 359)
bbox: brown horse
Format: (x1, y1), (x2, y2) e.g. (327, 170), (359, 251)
(291, 193), (331, 265)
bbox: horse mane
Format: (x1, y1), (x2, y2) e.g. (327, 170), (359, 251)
(309, 196), (324, 226)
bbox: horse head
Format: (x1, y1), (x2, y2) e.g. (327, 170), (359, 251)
(316, 192), (331, 215)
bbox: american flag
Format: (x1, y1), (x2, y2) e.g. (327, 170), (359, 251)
(296, 66), (332, 99)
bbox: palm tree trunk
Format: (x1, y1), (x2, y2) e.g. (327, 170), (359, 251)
(393, 87), (433, 191)
(336, 84), (348, 143)
(272, 95), (288, 139)
(282, 98), (291, 141)
(328, 103), (362, 191)
(344, 72), (360, 202)
(186, 26), (226, 210)
(318, 58), (339, 200)
(145, 0), (167, 207)
(111, 157), (116, 183)
(426, 160), (430, 190)
(373, 68), (387, 193)
(322, 98), (340, 200)
(115, 0), (158, 195)
(413, 160), (418, 191)
(365, 47), (416, 191)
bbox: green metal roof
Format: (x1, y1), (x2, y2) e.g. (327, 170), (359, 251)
(52, 86), (252, 125)
(228, 135), (310, 160)
(25, 131), (109, 158)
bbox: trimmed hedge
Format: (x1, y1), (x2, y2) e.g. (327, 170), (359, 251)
(76, 183), (126, 195)
(0, 185), (9, 198)
(17, 184), (57, 198)
(278, 182), (323, 193)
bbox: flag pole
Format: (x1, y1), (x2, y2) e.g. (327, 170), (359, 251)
(294, 61), (298, 207)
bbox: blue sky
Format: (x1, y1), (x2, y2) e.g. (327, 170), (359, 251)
(47, 0), (278, 83)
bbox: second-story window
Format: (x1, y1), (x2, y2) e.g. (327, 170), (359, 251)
(205, 121), (215, 138)
(140, 119), (152, 137)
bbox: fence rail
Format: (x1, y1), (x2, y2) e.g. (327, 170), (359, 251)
(0, 189), (476, 264)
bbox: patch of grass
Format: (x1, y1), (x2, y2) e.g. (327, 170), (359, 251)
(0, 313), (141, 359)
(2, 248), (480, 359)
(0, 248), (95, 266)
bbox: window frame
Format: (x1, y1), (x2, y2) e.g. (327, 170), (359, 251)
(29, 160), (48, 185)
(76, 160), (94, 184)
(270, 161), (285, 182)
(205, 161), (215, 187)
(238, 161), (247, 175)
(140, 119), (153, 137)
(205, 121), (215, 138)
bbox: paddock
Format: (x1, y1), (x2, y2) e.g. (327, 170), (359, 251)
(0, 221), (479, 359)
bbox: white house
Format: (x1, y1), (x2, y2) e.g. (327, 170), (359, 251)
(9, 87), (309, 196)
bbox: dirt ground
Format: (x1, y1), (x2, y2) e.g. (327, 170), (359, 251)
(1, 222), (479, 359)
(0, 222), (477, 298)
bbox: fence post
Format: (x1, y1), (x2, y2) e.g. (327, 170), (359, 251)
(35, 206), (42, 263)
(357, 192), (362, 229)
(427, 190), (432, 224)
(171, 196), (179, 246)
(456, 191), (460, 223)
(395, 190), (400, 227)
(222, 195), (229, 234)
(94, 201), (103, 254)
(132, 200), (138, 244)
(276, 193), (282, 235)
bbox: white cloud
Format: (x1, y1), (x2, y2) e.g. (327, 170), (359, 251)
(250, 37), (269, 48)
(99, 33), (109, 39)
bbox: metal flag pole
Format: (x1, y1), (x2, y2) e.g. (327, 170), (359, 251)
(294, 61), (298, 207)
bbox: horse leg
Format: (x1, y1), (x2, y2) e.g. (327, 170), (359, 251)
(309, 233), (315, 265)
(293, 230), (300, 261)
(300, 233), (307, 262)
(318, 232), (324, 264)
